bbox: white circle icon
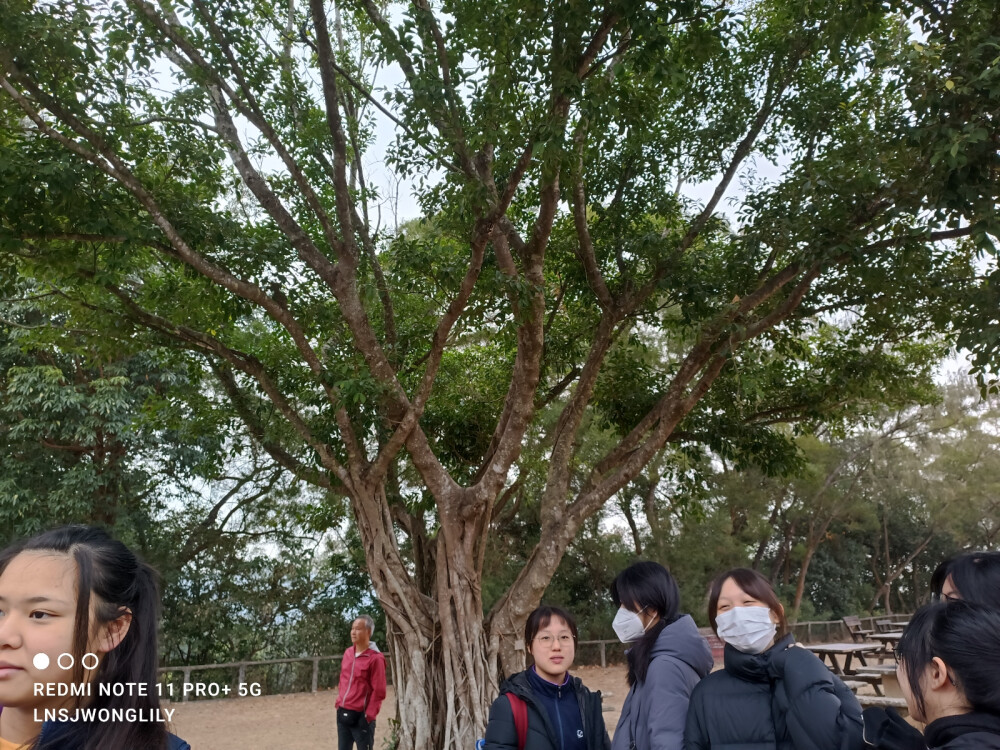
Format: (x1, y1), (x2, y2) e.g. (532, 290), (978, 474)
(32, 653), (50, 670)
(81, 653), (99, 670)
(57, 653), (74, 670)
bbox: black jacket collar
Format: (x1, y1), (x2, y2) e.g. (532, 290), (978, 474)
(925, 712), (1000, 748)
(723, 632), (795, 683)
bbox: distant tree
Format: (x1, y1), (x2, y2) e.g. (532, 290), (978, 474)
(0, 286), (207, 542)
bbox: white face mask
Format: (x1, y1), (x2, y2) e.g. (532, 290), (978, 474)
(715, 606), (777, 654)
(612, 606), (650, 643)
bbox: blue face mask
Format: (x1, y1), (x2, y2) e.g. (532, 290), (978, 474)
(612, 606), (649, 643)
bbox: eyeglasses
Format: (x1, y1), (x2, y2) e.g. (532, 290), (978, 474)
(533, 634), (574, 648)
(932, 592), (961, 603)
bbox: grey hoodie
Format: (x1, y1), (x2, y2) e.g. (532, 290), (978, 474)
(611, 614), (713, 750)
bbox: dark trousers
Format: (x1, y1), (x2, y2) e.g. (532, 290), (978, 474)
(337, 716), (374, 750)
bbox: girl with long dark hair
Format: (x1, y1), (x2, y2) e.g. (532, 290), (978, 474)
(684, 567), (863, 750)
(484, 605), (611, 750)
(930, 551), (1000, 607)
(0, 525), (189, 750)
(610, 561), (712, 750)
(865, 600), (1000, 749)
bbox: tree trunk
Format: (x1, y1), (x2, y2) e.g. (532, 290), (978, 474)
(792, 538), (818, 617)
(353, 481), (499, 750)
(867, 532), (934, 612)
(752, 494), (782, 569)
(620, 497), (643, 556)
(771, 518), (796, 585)
(384, 577), (496, 750)
(643, 470), (662, 538)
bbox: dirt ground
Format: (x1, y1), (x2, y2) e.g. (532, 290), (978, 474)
(171, 664), (631, 749)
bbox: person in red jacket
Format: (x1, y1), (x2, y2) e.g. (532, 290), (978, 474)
(335, 615), (387, 750)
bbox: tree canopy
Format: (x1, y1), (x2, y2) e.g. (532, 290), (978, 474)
(2, 0), (998, 747)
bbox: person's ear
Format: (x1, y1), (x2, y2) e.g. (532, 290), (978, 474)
(97, 608), (133, 654)
(927, 656), (952, 690)
(770, 604), (784, 624)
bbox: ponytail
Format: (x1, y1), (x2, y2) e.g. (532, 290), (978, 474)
(611, 561), (682, 687)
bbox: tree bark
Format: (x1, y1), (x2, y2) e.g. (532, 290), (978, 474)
(352, 480), (499, 750)
(752, 494), (782, 569)
(792, 540), (817, 618)
(868, 531), (934, 612)
(620, 496), (644, 556)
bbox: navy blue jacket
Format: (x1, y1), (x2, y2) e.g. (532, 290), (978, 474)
(484, 668), (611, 750)
(525, 668), (587, 750)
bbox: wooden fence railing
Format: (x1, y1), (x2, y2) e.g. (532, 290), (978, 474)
(789, 614), (911, 644)
(159, 614), (911, 701)
(158, 655), (358, 701)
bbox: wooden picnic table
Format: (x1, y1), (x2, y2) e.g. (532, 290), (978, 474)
(854, 663), (900, 696)
(807, 642), (880, 676)
(869, 631), (904, 662)
(871, 631), (903, 643)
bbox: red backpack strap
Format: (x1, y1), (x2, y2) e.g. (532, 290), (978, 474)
(506, 693), (528, 750)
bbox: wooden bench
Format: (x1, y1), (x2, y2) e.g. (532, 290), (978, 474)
(875, 618), (895, 633)
(842, 615), (874, 643)
(849, 671), (886, 696)
(857, 695), (908, 710)
(808, 642), (880, 676)
(854, 664), (897, 675)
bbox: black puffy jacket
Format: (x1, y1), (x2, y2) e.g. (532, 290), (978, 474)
(484, 669), (612, 750)
(862, 707), (925, 750)
(684, 634), (864, 750)
(923, 712), (1000, 749)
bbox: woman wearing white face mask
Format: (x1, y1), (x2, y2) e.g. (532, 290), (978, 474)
(683, 568), (864, 750)
(610, 562), (713, 750)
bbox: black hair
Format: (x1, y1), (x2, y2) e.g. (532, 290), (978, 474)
(930, 551), (1000, 608)
(0, 525), (171, 750)
(930, 555), (957, 599)
(610, 561), (681, 686)
(707, 567), (788, 638)
(897, 600), (1000, 720)
(524, 605), (578, 646)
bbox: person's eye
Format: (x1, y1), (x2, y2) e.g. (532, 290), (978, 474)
(29, 611), (53, 620)
(559, 635), (573, 645)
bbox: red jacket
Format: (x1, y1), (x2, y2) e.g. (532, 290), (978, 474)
(335, 645), (387, 722)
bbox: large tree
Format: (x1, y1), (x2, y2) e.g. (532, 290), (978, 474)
(2, 0), (998, 747)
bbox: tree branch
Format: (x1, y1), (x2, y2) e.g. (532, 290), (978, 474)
(366, 226), (490, 485)
(99, 283), (354, 490)
(570, 123), (614, 311)
(1, 71), (340, 407)
(678, 54), (800, 253)
(211, 363), (337, 492)
(133, 0), (348, 275)
(310, 42), (462, 174)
